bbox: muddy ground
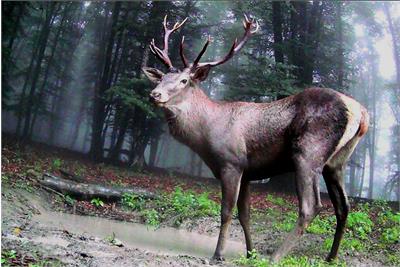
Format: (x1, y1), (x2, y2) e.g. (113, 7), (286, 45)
(2, 187), (237, 267)
(1, 140), (399, 266)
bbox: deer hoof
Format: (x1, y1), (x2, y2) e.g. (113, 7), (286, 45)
(210, 255), (225, 264)
(325, 254), (337, 262)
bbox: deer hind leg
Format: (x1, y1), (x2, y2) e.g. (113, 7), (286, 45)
(237, 179), (253, 257)
(323, 165), (348, 262)
(212, 166), (243, 261)
(323, 135), (360, 261)
(271, 153), (323, 262)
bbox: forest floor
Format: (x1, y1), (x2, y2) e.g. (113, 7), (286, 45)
(1, 138), (399, 267)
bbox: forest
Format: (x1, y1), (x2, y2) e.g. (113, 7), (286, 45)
(1, 1), (400, 267)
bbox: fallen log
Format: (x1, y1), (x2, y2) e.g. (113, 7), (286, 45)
(39, 173), (156, 200)
(59, 169), (86, 183)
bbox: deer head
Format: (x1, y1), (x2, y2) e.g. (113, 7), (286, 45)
(143, 15), (259, 107)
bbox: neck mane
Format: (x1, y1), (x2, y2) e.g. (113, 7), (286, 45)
(163, 85), (216, 144)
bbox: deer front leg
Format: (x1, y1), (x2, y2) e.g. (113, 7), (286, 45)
(237, 179), (253, 257)
(212, 165), (243, 262)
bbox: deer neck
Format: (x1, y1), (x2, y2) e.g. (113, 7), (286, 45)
(163, 86), (215, 145)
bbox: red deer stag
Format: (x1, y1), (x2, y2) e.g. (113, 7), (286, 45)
(143, 15), (369, 263)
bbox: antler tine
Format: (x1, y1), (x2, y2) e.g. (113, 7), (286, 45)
(244, 13), (250, 23)
(251, 20), (260, 34)
(192, 35), (211, 67)
(193, 15), (258, 69)
(150, 15), (187, 70)
(180, 36), (189, 68)
(163, 16), (188, 54)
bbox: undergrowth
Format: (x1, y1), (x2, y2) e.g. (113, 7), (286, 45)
(121, 186), (220, 227)
(234, 249), (346, 267)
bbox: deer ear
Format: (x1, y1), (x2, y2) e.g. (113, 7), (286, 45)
(190, 65), (211, 82)
(142, 67), (165, 83)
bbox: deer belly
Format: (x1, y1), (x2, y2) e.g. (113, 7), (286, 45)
(246, 144), (292, 176)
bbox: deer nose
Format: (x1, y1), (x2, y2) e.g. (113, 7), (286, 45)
(150, 91), (162, 101)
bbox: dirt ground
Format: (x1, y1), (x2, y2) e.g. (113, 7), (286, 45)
(1, 139), (399, 266)
(2, 187), (238, 267)
(2, 184), (393, 267)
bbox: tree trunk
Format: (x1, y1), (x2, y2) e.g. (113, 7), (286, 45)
(22, 2), (58, 141)
(90, 2), (121, 161)
(108, 112), (130, 162)
(368, 57), (377, 199)
(29, 3), (71, 137)
(383, 3), (400, 91)
(272, 1), (284, 64)
(336, 2), (345, 90)
(148, 137), (159, 168)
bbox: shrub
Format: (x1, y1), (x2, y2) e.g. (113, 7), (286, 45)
(142, 209), (160, 227)
(90, 198), (104, 207)
(121, 193), (145, 211)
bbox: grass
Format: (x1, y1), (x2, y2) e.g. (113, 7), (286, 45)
(272, 211), (297, 232)
(120, 186), (220, 227)
(234, 249), (346, 267)
(1, 249), (62, 267)
(1, 250), (16, 265)
(307, 215), (335, 235)
(266, 195), (289, 206)
(259, 197), (399, 265)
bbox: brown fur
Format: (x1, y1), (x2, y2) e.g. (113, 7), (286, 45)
(144, 55), (367, 265)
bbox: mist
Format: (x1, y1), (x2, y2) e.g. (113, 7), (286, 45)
(2, 1), (400, 201)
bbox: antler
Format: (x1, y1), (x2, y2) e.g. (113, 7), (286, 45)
(150, 15), (188, 71)
(189, 14), (259, 69)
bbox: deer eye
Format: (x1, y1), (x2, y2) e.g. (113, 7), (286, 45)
(180, 79), (188, 84)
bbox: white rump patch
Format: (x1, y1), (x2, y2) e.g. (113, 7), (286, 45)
(327, 94), (362, 162)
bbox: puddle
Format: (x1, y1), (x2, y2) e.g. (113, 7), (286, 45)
(33, 211), (246, 259)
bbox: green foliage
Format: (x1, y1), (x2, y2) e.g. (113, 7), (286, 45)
(90, 198), (104, 207)
(265, 207), (280, 217)
(121, 193), (145, 211)
(52, 158), (63, 169)
(234, 249), (346, 267)
(378, 210), (400, 225)
(1, 250), (16, 267)
(273, 211), (297, 232)
(107, 78), (158, 118)
(120, 187), (220, 227)
(15, 180), (34, 193)
(385, 252), (400, 266)
(28, 260), (62, 267)
(323, 237), (365, 253)
(373, 203), (400, 244)
(169, 187), (219, 218)
(64, 195), (76, 206)
(380, 226), (400, 244)
(266, 195), (289, 207)
(142, 209), (160, 227)
(234, 249), (269, 267)
(142, 187), (220, 226)
(307, 215), (335, 235)
(346, 211), (373, 240)
(2, 174), (10, 184)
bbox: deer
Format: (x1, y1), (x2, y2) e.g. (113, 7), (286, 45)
(142, 15), (369, 263)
